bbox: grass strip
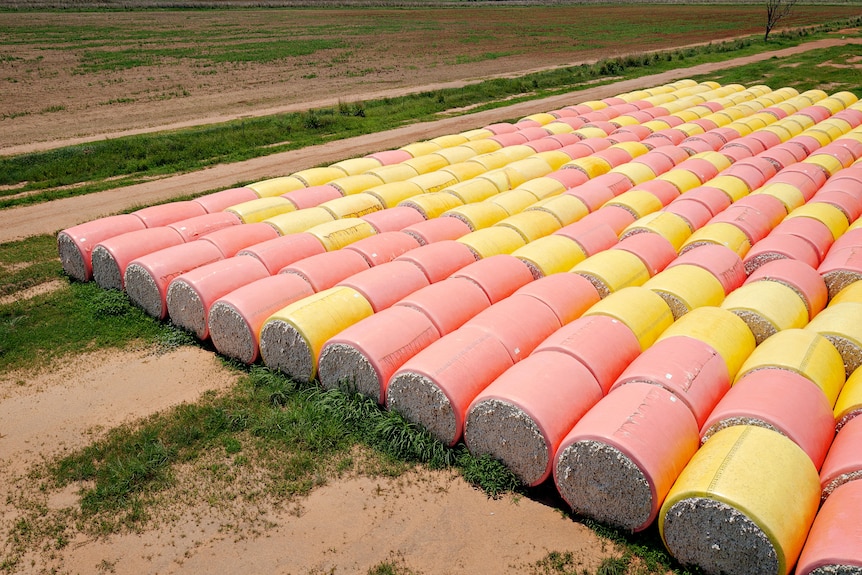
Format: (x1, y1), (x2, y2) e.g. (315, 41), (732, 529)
(2, 18), (860, 210)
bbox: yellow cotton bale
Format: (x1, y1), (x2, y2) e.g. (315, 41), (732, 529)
(434, 145), (480, 166)
(460, 138), (504, 155)
(762, 124), (795, 142)
(805, 302), (862, 379)
(399, 141), (442, 158)
(695, 150), (733, 173)
(260, 286), (374, 382)
(527, 195), (590, 227)
(674, 109), (701, 123)
(657, 170), (703, 194)
(676, 123), (705, 137)
(621, 212), (693, 252)
(330, 157), (382, 176)
(444, 203), (510, 231)
(720, 280), (809, 345)
(329, 174), (385, 196)
(400, 193), (465, 219)
(829, 281), (862, 306)
(659, 425), (820, 575)
(734, 329), (845, 405)
(440, 161), (486, 182)
(319, 194), (384, 220)
(470, 147), (532, 172)
(495, 210), (562, 243)
(644, 264), (726, 320)
(429, 133), (470, 148)
(481, 168), (526, 193)
(521, 112), (557, 125)
(410, 171), (459, 195)
(248, 176), (306, 198)
(542, 122), (575, 135)
(572, 249), (652, 298)
(831, 91), (858, 107)
(365, 163), (420, 184)
(565, 156), (613, 179)
(517, 177), (566, 200)
(573, 126), (611, 139)
(535, 150), (575, 170)
(306, 217), (377, 252)
(805, 153), (845, 177)
(584, 286), (674, 350)
(606, 190), (664, 220)
(707, 175), (751, 202)
(456, 226), (527, 259)
(292, 167), (347, 188)
(612, 162), (657, 187)
(265, 207), (335, 236)
(512, 235), (588, 278)
(786, 202), (849, 240)
(443, 178), (500, 204)
(680, 222), (751, 259)
(459, 127), (495, 141)
(834, 366), (862, 428)
(751, 183), (806, 212)
(226, 197), (295, 223)
(657, 306), (756, 380)
(506, 156), (554, 182)
(401, 153), (450, 175)
(363, 182), (424, 208)
(490, 189), (541, 216)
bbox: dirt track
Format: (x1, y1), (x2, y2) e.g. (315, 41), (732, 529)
(3, 37), (861, 244)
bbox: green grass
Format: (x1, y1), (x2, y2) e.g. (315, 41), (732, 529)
(2, 15), (861, 209)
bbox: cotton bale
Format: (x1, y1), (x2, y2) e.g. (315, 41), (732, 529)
(360, 206), (425, 234)
(534, 150), (575, 171)
(247, 176), (306, 198)
(438, 161), (486, 183)
(364, 149), (412, 166)
(628, 179), (682, 206)
(659, 425), (820, 575)
(495, 210), (561, 244)
(612, 335), (730, 428)
(192, 187), (258, 214)
(91, 226), (184, 290)
(702, 369), (836, 469)
(123, 241), (223, 319)
(264, 207), (335, 236)
(318, 305), (441, 403)
(337, 260), (429, 313)
(810, 190), (862, 227)
(643, 265), (725, 320)
(199, 222), (279, 259)
(131, 201), (207, 228)
(166, 212), (242, 243)
(830, 281), (862, 307)
(401, 153), (449, 175)
(57, 214), (147, 282)
(795, 480), (862, 575)
(805, 302), (862, 378)
(343, 231), (420, 267)
(392, 240), (475, 284)
(747, 259), (828, 320)
(208, 273), (314, 364)
(516, 177), (566, 201)
(260, 286), (374, 382)
(328, 174), (385, 197)
(621, 212), (692, 251)
(395, 277), (491, 337)
(235, 233), (325, 275)
(458, 138), (503, 155)
(680, 222), (752, 259)
(527, 195), (589, 226)
(512, 235), (587, 279)
(365, 163), (420, 185)
(555, 219), (619, 257)
(329, 156), (383, 176)
(450, 254), (534, 304)
(398, 141), (442, 158)
(751, 182), (807, 213)
(772, 217), (836, 263)
(318, 194), (384, 220)
(488, 187), (539, 215)
(583, 286), (673, 351)
(555, 382), (700, 532)
(611, 232), (677, 277)
(708, 195), (787, 245)
(444, 203), (510, 231)
(429, 133), (471, 148)
(571, 249), (651, 298)
(401, 216), (472, 246)
(456, 226), (527, 259)
(399, 192), (465, 220)
(282, 185), (343, 210)
(605, 190), (665, 220)
(758, 145), (806, 171)
(720, 280), (809, 344)
(834, 365), (862, 429)
(789, 203), (850, 243)
(305, 217), (377, 252)
(166, 256), (270, 340)
(281, 249), (370, 292)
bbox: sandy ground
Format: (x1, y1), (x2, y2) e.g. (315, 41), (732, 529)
(2, 31), (860, 574)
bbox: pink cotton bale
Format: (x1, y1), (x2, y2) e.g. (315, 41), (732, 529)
(748, 131), (784, 151)
(720, 145), (754, 165)
(281, 185), (342, 210)
(386, 324), (517, 446)
(612, 125), (653, 141)
(513, 273), (600, 325)
(343, 231), (420, 267)
(612, 232), (678, 277)
(396, 277), (491, 336)
(795, 480), (862, 575)
(91, 226), (185, 290)
(797, 105), (834, 124)
(645, 129), (687, 146)
(829, 228), (862, 253)
(581, 205), (636, 236)
(777, 163), (830, 198)
(122, 240), (224, 319)
(338, 260), (429, 313)
(545, 167), (590, 189)
(208, 273), (314, 364)
(709, 195), (787, 244)
(236, 233), (325, 276)
(200, 223), (279, 259)
(722, 138), (767, 157)
(746, 259), (828, 319)
(132, 201), (207, 228)
(401, 216), (472, 245)
(166, 256), (270, 340)
(612, 335), (730, 428)
(818, 246), (862, 300)
(281, 249), (370, 292)
(681, 132), (727, 153)
(719, 162), (769, 191)
(635, 147), (688, 174)
(554, 382), (701, 532)
(772, 217), (836, 262)
(758, 146), (805, 171)
(318, 305), (441, 403)
(464, 350), (603, 486)
(811, 146), (857, 171)
(485, 122), (517, 134)
(744, 234), (821, 275)
(663, 198), (714, 231)
(166, 212), (241, 242)
(701, 369), (835, 470)
(675, 158), (720, 183)
(449, 254), (534, 304)
(490, 132), (529, 147)
(394, 240), (476, 284)
(606, 131), (643, 145)
(535, 314), (642, 395)
(667, 243), (747, 295)
(466, 294), (563, 364)
(811, 190), (862, 225)
(57, 214), (146, 282)
(554, 220), (619, 257)
(193, 187), (258, 213)
(819, 416), (862, 499)
(631, 179), (682, 205)
(365, 149), (412, 165)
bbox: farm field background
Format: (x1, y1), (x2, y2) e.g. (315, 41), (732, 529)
(3, 4), (862, 575)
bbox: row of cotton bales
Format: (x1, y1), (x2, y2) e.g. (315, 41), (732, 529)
(55, 80), (862, 574)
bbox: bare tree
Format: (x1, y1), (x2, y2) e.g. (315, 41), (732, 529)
(765, 0), (798, 42)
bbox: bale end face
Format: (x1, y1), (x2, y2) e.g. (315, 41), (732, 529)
(555, 440), (652, 532)
(821, 470), (862, 502)
(166, 281), (207, 339)
(662, 497), (778, 575)
(91, 245), (123, 290)
(259, 319), (315, 383)
(464, 398), (547, 487)
(822, 334), (862, 380)
(731, 309), (777, 346)
(208, 302), (257, 364)
(701, 417), (784, 445)
(386, 372), (457, 446)
(318, 343), (382, 403)
(743, 252), (785, 276)
(124, 263), (163, 319)
(57, 232), (88, 282)
(653, 290), (692, 321)
(574, 272), (612, 299)
(823, 270), (862, 302)
(808, 566), (862, 575)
